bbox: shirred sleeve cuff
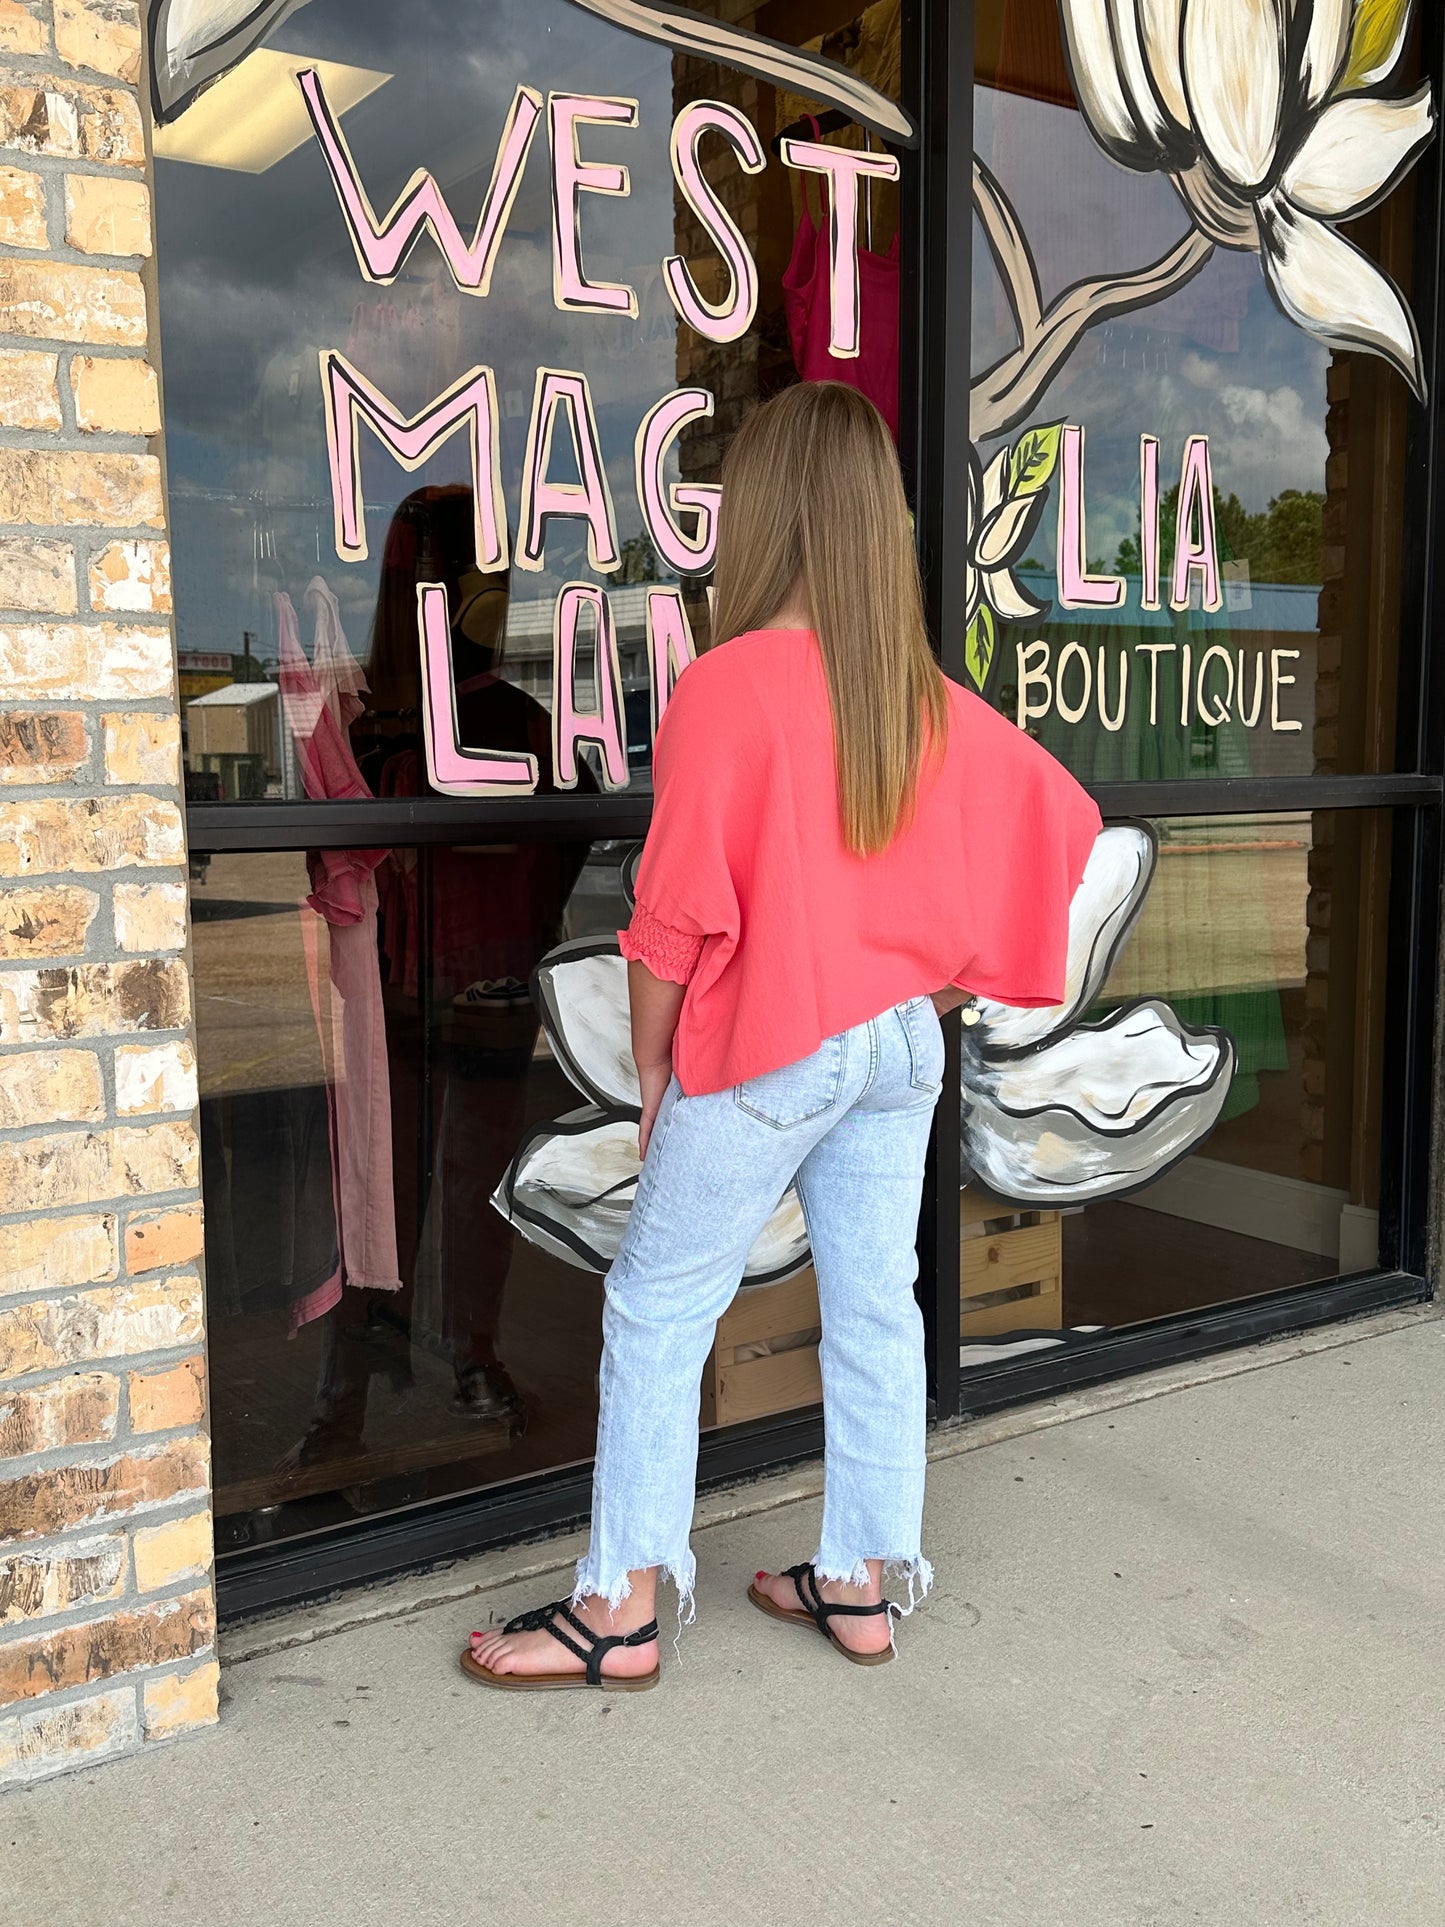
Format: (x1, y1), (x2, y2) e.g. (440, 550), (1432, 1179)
(618, 902), (705, 986)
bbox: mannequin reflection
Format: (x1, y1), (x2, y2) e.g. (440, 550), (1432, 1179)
(280, 486), (594, 1493)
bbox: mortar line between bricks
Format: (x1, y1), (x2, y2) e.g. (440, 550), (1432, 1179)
(0, 1558), (214, 1649)
(0, 55), (144, 85)
(0, 1163), (200, 1199)
(0, 1354), (207, 1415)
(0, 1494), (208, 1563)
(0, 1024), (194, 1051)
(0, 627), (176, 638)
(0, 1183), (197, 1228)
(0, 1566), (216, 1639)
(0, 1054), (194, 1084)
(0, 1331), (205, 1385)
(0, 1040), (159, 1069)
(0, 1091), (196, 1118)
(0, 876), (188, 900)
(0, 1412), (210, 1477)
(0, 431), (154, 453)
(0, 1644), (218, 1727)
(0, 335), (149, 359)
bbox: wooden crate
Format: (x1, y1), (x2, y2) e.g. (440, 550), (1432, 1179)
(700, 1267), (822, 1428)
(699, 1191), (1066, 1427)
(960, 1187), (1063, 1338)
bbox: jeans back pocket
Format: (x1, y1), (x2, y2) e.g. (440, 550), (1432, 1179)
(899, 997), (944, 1094)
(734, 1036), (845, 1128)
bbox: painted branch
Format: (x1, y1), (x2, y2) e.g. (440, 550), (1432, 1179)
(973, 157), (1043, 340)
(971, 228), (1216, 441)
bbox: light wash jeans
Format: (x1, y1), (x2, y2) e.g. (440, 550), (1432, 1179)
(574, 996), (944, 1623)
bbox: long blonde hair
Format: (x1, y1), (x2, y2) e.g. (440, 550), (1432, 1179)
(710, 382), (947, 856)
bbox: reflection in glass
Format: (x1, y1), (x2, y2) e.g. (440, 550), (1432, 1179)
(196, 837), (627, 1540)
(970, 0), (1425, 781)
(153, 0), (908, 803)
(955, 810), (1390, 1364)
(161, 0), (915, 1547)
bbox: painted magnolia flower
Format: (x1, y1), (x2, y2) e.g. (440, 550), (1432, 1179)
(964, 425), (1061, 687)
(1060, 0), (1436, 394)
(492, 937), (811, 1280)
(960, 823), (1235, 1200)
(493, 825), (1236, 1273)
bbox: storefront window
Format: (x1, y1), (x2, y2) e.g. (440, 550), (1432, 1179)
(947, 0), (1433, 1373)
(153, 0), (906, 804)
(956, 809), (1391, 1366)
(197, 837), (626, 1540)
(970, 0), (1427, 781)
(157, 0), (913, 1542)
(148, 0), (1437, 1577)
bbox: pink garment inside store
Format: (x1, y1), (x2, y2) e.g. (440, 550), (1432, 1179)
(783, 135), (900, 438)
(276, 581), (402, 1329)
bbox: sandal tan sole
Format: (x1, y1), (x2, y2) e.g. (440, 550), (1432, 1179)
(746, 1583), (894, 1666)
(460, 1648), (660, 1692)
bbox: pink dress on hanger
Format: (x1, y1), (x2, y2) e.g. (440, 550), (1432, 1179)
(276, 582), (402, 1327)
(782, 140), (900, 438)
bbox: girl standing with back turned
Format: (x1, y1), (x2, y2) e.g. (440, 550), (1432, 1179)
(465, 381), (1100, 1689)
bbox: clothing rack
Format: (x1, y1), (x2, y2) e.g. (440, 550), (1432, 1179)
(770, 104), (853, 153)
(770, 107), (903, 158)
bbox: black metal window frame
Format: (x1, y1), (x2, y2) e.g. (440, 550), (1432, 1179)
(200, 0), (1444, 1618)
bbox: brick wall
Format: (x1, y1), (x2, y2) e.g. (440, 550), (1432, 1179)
(0, 0), (215, 1789)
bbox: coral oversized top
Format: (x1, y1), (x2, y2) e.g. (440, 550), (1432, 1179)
(619, 628), (1101, 1097)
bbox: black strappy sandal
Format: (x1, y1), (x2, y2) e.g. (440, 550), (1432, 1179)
(461, 1598), (661, 1692)
(747, 1561), (894, 1667)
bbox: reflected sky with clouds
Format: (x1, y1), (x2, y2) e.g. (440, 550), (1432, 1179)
(973, 84), (1330, 574)
(154, 0), (682, 659)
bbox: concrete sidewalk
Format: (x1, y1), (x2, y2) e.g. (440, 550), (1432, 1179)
(8, 1311), (1445, 1927)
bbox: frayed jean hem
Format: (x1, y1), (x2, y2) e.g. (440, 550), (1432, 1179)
(811, 1550), (934, 1618)
(571, 1547), (698, 1646)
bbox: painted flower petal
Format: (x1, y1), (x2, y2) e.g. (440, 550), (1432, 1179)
(1340, 0), (1412, 93)
(972, 823), (1156, 1051)
(1281, 84), (1435, 221)
(1137, 0), (1189, 127)
(1114, 0), (1193, 165)
(1258, 193), (1425, 397)
(531, 939), (639, 1111)
(1059, 0), (1161, 167)
(962, 999), (1236, 1205)
(742, 1190), (811, 1282)
(493, 1106), (811, 1280)
(155, 0), (291, 102)
(1181, 0), (1286, 189)
(975, 491), (1042, 570)
(1296, 0), (1353, 109)
(981, 447), (1009, 521)
(492, 1106), (640, 1270)
(984, 564), (1049, 622)
(620, 841), (642, 912)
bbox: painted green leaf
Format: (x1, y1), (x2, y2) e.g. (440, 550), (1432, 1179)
(1341, 0), (1411, 90)
(965, 605), (996, 689)
(1008, 423), (1062, 500)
